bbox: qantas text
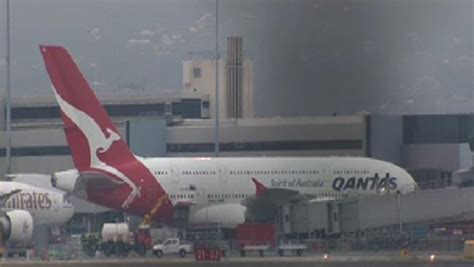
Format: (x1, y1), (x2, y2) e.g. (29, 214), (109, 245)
(332, 173), (397, 191)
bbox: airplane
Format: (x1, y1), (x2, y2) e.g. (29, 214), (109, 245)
(39, 45), (416, 228)
(0, 181), (74, 243)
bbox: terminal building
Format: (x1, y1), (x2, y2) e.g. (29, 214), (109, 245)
(1, 109), (473, 190)
(1, 37), (473, 243)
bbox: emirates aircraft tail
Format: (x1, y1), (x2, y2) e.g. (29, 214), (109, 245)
(39, 45), (134, 171)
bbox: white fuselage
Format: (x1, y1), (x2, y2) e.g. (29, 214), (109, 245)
(138, 157), (416, 226)
(1, 182), (74, 226)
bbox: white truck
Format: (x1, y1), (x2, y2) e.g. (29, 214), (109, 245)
(152, 238), (192, 258)
(277, 242), (308, 256)
(101, 223), (132, 257)
(97, 223), (152, 257)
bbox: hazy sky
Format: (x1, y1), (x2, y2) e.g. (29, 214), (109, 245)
(0, 0), (472, 116)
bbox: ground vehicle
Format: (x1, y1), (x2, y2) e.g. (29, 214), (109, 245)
(152, 238), (192, 258)
(237, 223), (275, 257)
(81, 223), (152, 257)
(277, 243), (308, 256)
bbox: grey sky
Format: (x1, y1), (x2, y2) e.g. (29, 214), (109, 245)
(0, 0), (472, 116)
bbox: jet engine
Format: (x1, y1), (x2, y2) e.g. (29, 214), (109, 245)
(188, 203), (246, 228)
(52, 169), (80, 192)
(0, 210), (33, 242)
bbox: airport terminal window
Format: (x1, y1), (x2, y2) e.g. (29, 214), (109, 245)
(177, 99), (202, 119)
(12, 106), (61, 120)
(105, 103), (165, 117)
(0, 146), (71, 157)
(167, 140), (363, 153)
(403, 115), (474, 144)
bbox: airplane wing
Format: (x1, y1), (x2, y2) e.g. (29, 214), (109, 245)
(242, 178), (308, 222)
(246, 177), (305, 204)
(174, 200), (196, 208)
(0, 189), (22, 208)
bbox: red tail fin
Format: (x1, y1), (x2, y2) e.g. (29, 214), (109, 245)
(40, 45), (174, 217)
(39, 45), (133, 171)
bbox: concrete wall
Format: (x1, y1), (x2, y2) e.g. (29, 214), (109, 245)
(369, 115), (403, 165)
(401, 143), (471, 171)
(167, 116), (366, 157)
(128, 117), (167, 157)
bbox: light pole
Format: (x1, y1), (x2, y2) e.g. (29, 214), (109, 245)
(213, 0), (220, 157)
(5, 0), (12, 175)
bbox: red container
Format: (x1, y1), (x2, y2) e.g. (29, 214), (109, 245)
(237, 223), (276, 247)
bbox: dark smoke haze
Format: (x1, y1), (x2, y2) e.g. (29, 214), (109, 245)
(0, 0), (472, 116)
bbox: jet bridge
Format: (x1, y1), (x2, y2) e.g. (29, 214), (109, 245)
(281, 186), (474, 237)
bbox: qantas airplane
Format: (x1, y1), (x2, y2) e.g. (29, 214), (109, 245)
(39, 45), (416, 227)
(0, 181), (74, 242)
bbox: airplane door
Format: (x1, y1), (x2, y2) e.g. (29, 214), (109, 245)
(217, 165), (227, 184)
(170, 164), (179, 183)
(217, 165), (227, 200)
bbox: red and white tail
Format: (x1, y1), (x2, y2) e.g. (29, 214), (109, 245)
(40, 45), (173, 216)
(39, 45), (134, 172)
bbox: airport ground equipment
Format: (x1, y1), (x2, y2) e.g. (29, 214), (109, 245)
(277, 243), (308, 256)
(237, 223), (276, 247)
(237, 223), (276, 257)
(152, 238), (192, 258)
(239, 244), (269, 257)
(194, 247), (222, 261)
(81, 222), (152, 257)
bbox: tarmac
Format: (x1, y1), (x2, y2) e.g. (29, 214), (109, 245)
(0, 252), (473, 267)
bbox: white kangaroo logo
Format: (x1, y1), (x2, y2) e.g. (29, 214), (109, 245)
(52, 87), (140, 208)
